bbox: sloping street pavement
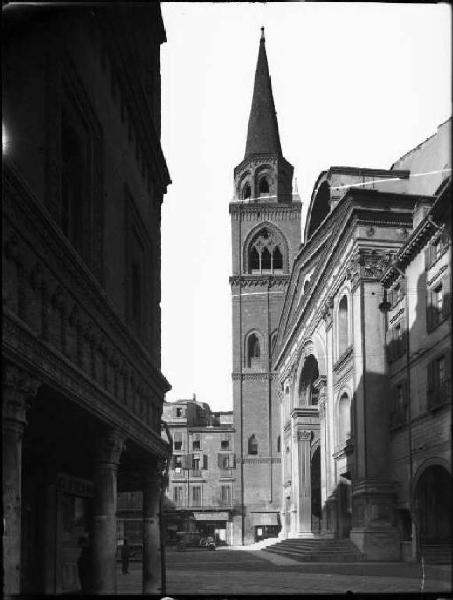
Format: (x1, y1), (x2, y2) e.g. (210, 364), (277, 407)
(117, 548), (451, 595)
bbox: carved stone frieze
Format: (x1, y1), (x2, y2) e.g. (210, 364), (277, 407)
(346, 249), (398, 288)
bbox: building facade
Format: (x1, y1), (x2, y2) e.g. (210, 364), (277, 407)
(229, 28), (302, 545)
(2, 3), (171, 595)
(229, 27), (451, 558)
(273, 118), (451, 560)
(163, 399), (236, 545)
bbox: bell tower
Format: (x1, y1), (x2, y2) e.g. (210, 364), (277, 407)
(230, 28), (302, 545)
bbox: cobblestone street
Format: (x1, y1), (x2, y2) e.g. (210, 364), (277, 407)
(117, 549), (452, 595)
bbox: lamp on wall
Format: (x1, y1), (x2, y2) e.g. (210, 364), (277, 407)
(378, 288), (391, 313)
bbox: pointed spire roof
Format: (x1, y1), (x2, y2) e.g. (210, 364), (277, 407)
(245, 27), (282, 158)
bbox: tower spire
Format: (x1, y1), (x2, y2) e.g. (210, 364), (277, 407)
(244, 27), (282, 158)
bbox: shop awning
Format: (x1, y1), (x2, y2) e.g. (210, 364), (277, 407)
(250, 512), (279, 526)
(193, 512), (229, 521)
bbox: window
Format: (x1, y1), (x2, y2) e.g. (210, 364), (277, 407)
(425, 231), (450, 269)
(247, 227), (285, 274)
(192, 434), (201, 451)
(338, 392), (351, 447)
(247, 334), (260, 368)
(277, 435), (281, 453)
(192, 456), (200, 471)
(173, 431), (183, 451)
(220, 433), (230, 450)
(173, 456), (183, 471)
(427, 275), (450, 331)
(387, 321), (406, 362)
(261, 247), (272, 271)
(258, 177), (269, 196)
(248, 434), (258, 455)
(338, 295), (348, 357)
(273, 247), (283, 270)
(427, 353), (451, 410)
(173, 486), (184, 507)
(390, 382), (408, 429)
(220, 485), (231, 506)
(303, 279), (310, 295)
(191, 486), (201, 506)
(242, 182), (251, 200)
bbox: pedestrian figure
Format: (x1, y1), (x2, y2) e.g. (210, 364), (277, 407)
(121, 539), (132, 574)
(77, 537), (91, 594)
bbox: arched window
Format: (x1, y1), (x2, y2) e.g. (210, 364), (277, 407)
(247, 333), (260, 368)
(242, 182), (251, 200)
(298, 354), (319, 406)
(248, 434), (258, 455)
(338, 392), (351, 447)
(259, 177), (269, 196)
(303, 279), (310, 295)
(247, 227), (285, 274)
(261, 247), (271, 271)
(277, 435), (281, 453)
(273, 247), (283, 270)
(338, 295), (348, 357)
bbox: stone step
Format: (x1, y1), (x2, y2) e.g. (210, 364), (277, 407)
(421, 545), (451, 565)
(263, 538), (365, 562)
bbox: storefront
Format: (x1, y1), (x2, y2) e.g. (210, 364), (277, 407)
(250, 512), (280, 542)
(193, 512), (232, 545)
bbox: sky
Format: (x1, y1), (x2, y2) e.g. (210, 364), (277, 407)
(160, 2), (451, 412)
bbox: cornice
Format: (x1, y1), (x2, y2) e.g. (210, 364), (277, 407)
(229, 202), (301, 216)
(233, 153), (292, 176)
(2, 312), (170, 458)
(229, 274), (289, 288)
(231, 371), (275, 381)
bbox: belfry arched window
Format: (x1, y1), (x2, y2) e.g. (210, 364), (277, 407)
(248, 434), (258, 455)
(338, 295), (349, 357)
(242, 182), (251, 200)
(247, 333), (260, 368)
(259, 177), (270, 196)
(247, 227), (285, 274)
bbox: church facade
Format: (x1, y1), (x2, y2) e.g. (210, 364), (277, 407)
(231, 29), (451, 560)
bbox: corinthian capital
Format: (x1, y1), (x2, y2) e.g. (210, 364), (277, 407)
(296, 429), (312, 442)
(95, 429), (125, 465)
(2, 363), (40, 424)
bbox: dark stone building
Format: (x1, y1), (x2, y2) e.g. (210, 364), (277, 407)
(2, 3), (171, 595)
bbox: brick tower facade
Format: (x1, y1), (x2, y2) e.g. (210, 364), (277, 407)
(230, 28), (302, 545)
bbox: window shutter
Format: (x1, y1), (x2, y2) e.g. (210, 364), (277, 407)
(400, 278), (407, 296)
(217, 453), (223, 468)
(427, 360), (435, 407)
(231, 453), (236, 468)
(202, 454), (208, 470)
(426, 289), (433, 331)
(442, 274), (451, 318)
(169, 456), (176, 469)
(424, 245), (431, 270)
(444, 348), (452, 383)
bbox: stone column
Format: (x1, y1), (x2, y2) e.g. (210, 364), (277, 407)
(142, 458), (163, 595)
(2, 364), (40, 597)
(92, 429), (125, 594)
(295, 429), (313, 537)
